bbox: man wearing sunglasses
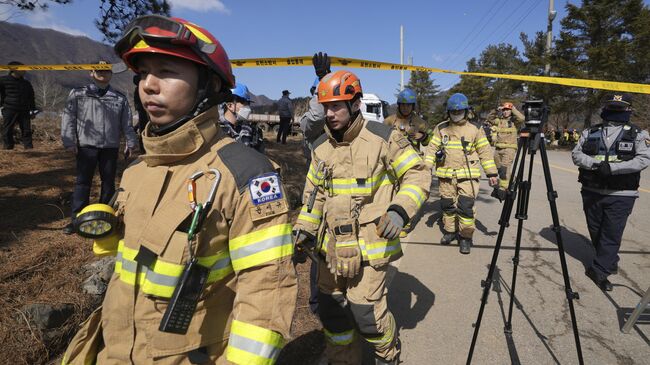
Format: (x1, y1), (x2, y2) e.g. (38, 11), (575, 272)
(63, 16), (297, 365)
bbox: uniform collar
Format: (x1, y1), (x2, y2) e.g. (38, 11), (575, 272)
(141, 107), (221, 167)
(325, 112), (365, 144)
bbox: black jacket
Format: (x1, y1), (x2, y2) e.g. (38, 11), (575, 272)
(0, 74), (35, 111)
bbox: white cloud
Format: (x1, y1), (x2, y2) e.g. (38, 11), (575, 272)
(169, 0), (230, 14)
(2, 6), (88, 37)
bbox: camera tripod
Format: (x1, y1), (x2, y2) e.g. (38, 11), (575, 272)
(466, 125), (584, 364)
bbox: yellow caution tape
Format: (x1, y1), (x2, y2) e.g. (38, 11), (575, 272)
(0, 63), (113, 71)
(229, 56), (650, 95)
(2, 56), (648, 94)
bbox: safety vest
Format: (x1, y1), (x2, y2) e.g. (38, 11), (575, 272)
(578, 123), (640, 190)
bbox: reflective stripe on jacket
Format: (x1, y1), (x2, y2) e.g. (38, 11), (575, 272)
(91, 107), (296, 364)
(488, 108), (524, 149)
(424, 119), (498, 179)
(294, 114), (431, 266)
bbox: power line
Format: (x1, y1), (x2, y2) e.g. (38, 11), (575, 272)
(439, 0), (543, 92)
(442, 0), (509, 70)
(449, 0), (536, 72)
(498, 0), (544, 44)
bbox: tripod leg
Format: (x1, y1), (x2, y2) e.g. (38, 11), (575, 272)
(505, 147), (536, 334)
(467, 137), (530, 364)
(538, 141), (585, 365)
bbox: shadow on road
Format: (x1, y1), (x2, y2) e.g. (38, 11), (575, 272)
(539, 226), (594, 270)
(601, 285), (650, 346)
(489, 265), (563, 365)
(387, 267), (435, 332)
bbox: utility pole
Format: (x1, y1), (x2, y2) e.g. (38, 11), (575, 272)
(545, 0), (557, 76)
(400, 25), (404, 90)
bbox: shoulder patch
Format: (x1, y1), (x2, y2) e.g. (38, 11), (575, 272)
(394, 133), (411, 148)
(248, 172), (283, 206)
(365, 122), (392, 141)
(217, 142), (275, 193)
(312, 133), (328, 150)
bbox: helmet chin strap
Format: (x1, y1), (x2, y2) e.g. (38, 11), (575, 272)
(150, 67), (223, 136)
(344, 101), (360, 128)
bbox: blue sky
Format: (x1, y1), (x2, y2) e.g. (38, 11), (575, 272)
(2, 0), (643, 100)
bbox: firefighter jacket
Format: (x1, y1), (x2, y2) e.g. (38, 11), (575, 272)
(294, 114), (431, 267)
(384, 112), (430, 148)
(64, 107), (297, 365)
(487, 109), (524, 149)
(424, 119), (498, 179)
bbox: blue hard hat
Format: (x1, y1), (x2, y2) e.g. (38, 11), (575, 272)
(231, 82), (252, 103)
(447, 93), (470, 111)
(397, 88), (417, 104)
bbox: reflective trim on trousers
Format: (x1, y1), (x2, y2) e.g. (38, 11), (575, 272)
(226, 320), (284, 365)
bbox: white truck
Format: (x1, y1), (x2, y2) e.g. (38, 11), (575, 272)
(360, 93), (389, 123)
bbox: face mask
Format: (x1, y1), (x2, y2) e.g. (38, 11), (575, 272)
(237, 106), (252, 121)
(450, 111), (465, 123)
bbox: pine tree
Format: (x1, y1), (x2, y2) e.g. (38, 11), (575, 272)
(404, 70), (441, 123)
(557, 0), (650, 127)
(451, 44), (525, 116)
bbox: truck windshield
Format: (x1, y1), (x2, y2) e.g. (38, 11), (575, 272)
(366, 104), (381, 115)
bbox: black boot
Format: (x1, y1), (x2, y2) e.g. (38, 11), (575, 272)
(459, 236), (472, 254)
(440, 231), (457, 245)
(585, 267), (613, 291)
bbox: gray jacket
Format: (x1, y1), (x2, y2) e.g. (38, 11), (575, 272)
(61, 84), (137, 149)
(572, 123), (650, 197)
(299, 95), (325, 148)
(277, 95), (293, 118)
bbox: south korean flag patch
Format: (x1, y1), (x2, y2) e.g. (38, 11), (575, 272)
(249, 173), (283, 206)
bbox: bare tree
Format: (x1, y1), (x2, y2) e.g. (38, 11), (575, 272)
(32, 72), (67, 111)
(0, 0), (70, 11)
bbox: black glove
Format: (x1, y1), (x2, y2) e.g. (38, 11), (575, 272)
(597, 161), (611, 176)
(313, 52), (331, 80)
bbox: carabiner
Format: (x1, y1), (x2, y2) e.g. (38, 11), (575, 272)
(186, 169), (221, 213)
(185, 169), (221, 253)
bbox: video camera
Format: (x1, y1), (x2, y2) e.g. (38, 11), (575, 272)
(522, 99), (549, 131)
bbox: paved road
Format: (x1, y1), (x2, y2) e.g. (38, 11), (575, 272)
(392, 149), (650, 364)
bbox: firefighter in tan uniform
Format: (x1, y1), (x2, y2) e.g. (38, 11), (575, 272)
(488, 101), (524, 199)
(294, 70), (430, 365)
(383, 88), (430, 238)
(62, 15), (297, 365)
(425, 93), (498, 254)
(383, 88), (430, 150)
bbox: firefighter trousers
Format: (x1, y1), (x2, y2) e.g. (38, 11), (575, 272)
(317, 262), (398, 364)
(439, 177), (480, 239)
(494, 147), (516, 190)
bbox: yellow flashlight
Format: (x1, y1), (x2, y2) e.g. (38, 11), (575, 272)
(74, 203), (118, 239)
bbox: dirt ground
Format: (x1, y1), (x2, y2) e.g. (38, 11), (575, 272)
(0, 120), (323, 364)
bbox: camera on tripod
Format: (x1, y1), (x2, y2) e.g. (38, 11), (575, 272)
(523, 99), (549, 131)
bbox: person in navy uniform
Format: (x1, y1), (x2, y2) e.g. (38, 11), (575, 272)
(572, 93), (650, 291)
